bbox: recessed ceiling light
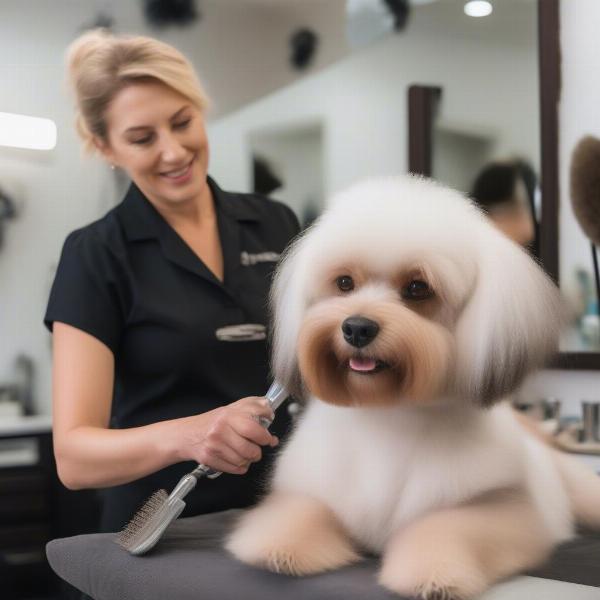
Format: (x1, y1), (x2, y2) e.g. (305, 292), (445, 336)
(0, 112), (57, 150)
(464, 0), (493, 17)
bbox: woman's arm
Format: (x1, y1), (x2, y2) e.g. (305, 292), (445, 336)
(52, 322), (278, 490)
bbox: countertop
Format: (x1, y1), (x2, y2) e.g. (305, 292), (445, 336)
(0, 414), (52, 437)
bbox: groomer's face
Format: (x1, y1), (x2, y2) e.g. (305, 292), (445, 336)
(98, 81), (209, 211)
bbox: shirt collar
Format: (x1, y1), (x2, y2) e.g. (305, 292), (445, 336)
(209, 177), (262, 224)
(116, 175), (261, 242)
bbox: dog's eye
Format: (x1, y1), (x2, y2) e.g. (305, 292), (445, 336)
(336, 275), (355, 292)
(402, 280), (433, 300)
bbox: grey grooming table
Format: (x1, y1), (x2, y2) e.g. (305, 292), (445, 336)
(46, 510), (600, 600)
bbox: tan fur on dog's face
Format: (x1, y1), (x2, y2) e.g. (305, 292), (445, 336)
(296, 267), (455, 406)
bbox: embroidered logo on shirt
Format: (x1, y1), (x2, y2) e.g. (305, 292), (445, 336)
(215, 323), (267, 342)
(240, 251), (280, 266)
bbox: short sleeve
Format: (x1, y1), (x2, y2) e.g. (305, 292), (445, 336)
(44, 229), (126, 354)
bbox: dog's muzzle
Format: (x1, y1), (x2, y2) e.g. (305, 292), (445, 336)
(341, 315), (379, 348)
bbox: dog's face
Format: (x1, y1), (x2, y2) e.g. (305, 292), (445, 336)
(272, 177), (562, 408)
(293, 247), (465, 407)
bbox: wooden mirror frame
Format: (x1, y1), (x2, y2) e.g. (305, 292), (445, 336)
(538, 0), (600, 369)
(408, 0), (600, 369)
(408, 85), (441, 176)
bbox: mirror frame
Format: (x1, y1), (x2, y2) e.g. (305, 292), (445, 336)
(408, 85), (441, 176)
(538, 0), (600, 369)
(408, 0), (600, 369)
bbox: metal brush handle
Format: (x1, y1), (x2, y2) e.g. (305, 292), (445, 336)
(170, 381), (288, 499)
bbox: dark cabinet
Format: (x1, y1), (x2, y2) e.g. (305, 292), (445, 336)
(0, 430), (100, 600)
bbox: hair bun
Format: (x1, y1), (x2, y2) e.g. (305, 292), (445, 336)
(66, 28), (112, 83)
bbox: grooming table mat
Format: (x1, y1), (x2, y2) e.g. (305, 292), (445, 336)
(46, 510), (600, 600)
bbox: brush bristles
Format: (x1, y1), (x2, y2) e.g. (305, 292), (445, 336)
(570, 135), (600, 246)
(116, 489), (169, 549)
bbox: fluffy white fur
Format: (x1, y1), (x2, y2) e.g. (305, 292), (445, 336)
(226, 176), (600, 599)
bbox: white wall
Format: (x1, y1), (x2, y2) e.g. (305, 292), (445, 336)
(433, 128), (493, 194)
(250, 123), (324, 222)
(0, 2), (112, 415)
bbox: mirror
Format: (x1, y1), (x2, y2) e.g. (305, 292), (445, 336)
(535, 0), (600, 367)
(406, 0), (541, 259)
(448, 0), (600, 366)
(1, 0), (553, 420)
(405, 1), (600, 368)
(553, 1), (600, 360)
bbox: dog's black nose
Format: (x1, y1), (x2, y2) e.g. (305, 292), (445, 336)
(342, 316), (379, 348)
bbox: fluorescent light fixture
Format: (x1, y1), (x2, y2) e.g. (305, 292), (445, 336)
(0, 111), (57, 150)
(464, 0), (493, 17)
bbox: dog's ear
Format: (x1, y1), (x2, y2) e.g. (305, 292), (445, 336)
(454, 227), (563, 406)
(269, 234), (308, 399)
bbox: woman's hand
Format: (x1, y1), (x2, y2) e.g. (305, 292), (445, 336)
(175, 396), (280, 475)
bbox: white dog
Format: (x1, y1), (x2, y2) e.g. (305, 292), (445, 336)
(226, 176), (600, 599)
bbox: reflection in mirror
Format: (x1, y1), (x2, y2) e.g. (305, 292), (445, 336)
(249, 121), (324, 230)
(557, 1), (600, 355)
(563, 136), (600, 353)
(423, 0), (540, 258)
(469, 159), (539, 252)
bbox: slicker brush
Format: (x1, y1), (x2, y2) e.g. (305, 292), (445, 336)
(116, 381), (289, 555)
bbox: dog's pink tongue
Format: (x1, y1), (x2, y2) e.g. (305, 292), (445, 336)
(349, 357), (377, 371)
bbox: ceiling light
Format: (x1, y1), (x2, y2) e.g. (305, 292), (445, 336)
(464, 1), (493, 17)
(0, 112), (57, 151)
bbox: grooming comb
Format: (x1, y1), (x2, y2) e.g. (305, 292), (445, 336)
(116, 381), (288, 555)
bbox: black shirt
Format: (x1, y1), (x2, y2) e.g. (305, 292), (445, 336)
(45, 177), (300, 532)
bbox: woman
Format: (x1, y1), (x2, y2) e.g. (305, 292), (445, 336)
(45, 30), (299, 533)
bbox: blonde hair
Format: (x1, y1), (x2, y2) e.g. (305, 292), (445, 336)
(66, 29), (210, 152)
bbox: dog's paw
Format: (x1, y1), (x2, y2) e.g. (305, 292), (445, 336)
(225, 492), (360, 576)
(378, 556), (486, 600)
(379, 575), (471, 600)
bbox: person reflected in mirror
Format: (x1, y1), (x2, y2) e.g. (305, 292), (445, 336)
(470, 159), (539, 254)
(45, 29), (300, 535)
